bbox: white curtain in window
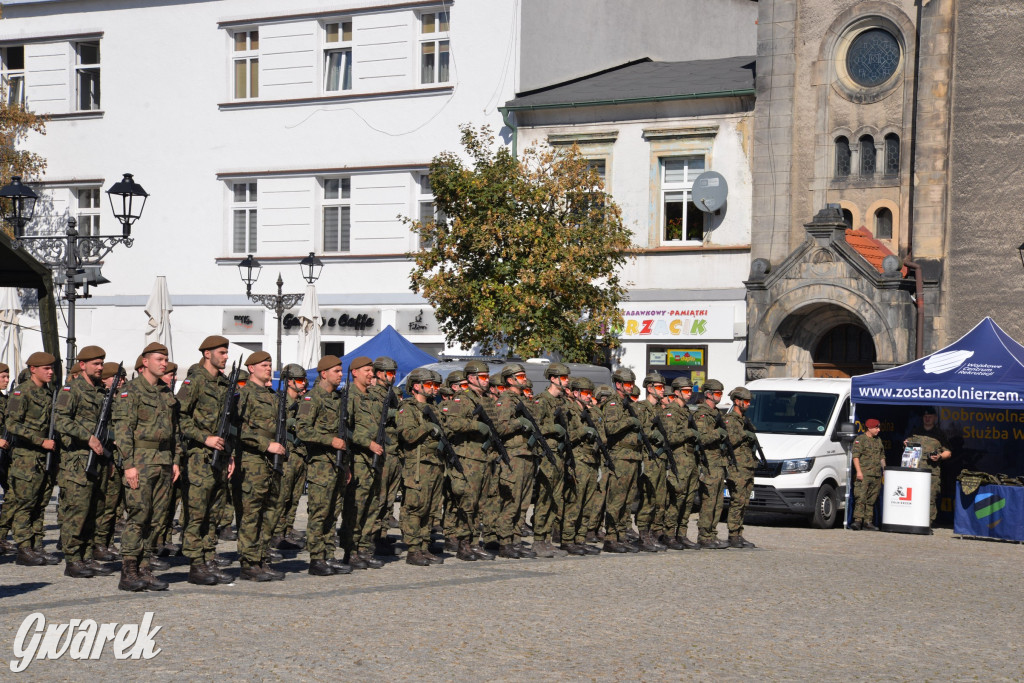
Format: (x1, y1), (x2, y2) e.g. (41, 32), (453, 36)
(326, 50), (352, 91)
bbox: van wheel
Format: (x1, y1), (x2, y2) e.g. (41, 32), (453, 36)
(811, 483), (837, 529)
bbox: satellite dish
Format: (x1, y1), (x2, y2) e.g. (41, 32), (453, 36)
(692, 171), (728, 213)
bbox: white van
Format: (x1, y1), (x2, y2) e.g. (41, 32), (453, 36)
(741, 377), (853, 528)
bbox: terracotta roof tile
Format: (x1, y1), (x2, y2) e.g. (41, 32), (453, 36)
(845, 227), (906, 276)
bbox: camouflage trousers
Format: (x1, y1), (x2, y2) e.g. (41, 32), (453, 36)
(94, 465), (123, 548)
(481, 458), (503, 544)
(853, 474), (882, 524)
(58, 451), (103, 562)
(8, 450), (47, 548)
(698, 462), (728, 541)
(182, 450), (228, 563)
(341, 455), (381, 554)
(636, 456), (668, 534)
(726, 462), (756, 536)
(305, 456), (343, 560)
(447, 457), (491, 542)
(226, 463), (243, 531)
(517, 459), (537, 540)
(496, 455), (533, 544)
(400, 459), (443, 550)
(604, 456), (640, 541)
(121, 461), (172, 564)
(237, 453), (281, 566)
(372, 452), (403, 539)
(532, 454), (564, 542)
(268, 454), (306, 538)
(922, 465), (941, 523)
(562, 459), (600, 544)
(0, 471), (13, 537)
(665, 452), (699, 538)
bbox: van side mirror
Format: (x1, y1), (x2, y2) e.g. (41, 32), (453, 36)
(834, 421), (857, 443)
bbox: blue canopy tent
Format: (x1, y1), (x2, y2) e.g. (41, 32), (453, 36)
(338, 325), (437, 385)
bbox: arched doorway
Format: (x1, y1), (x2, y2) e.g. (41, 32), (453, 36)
(813, 323), (876, 377)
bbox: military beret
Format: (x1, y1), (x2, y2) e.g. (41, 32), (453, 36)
(26, 351), (55, 367)
(642, 371), (666, 387)
(282, 363), (306, 380)
(101, 362), (122, 379)
(164, 362), (178, 375)
(372, 356), (397, 372)
(349, 356), (372, 371)
(76, 345), (105, 362)
(0, 362), (8, 374)
(142, 342), (168, 356)
(865, 418), (881, 429)
(68, 365), (82, 377)
(134, 355), (145, 371)
(611, 368), (636, 383)
(501, 363), (525, 379)
(671, 377), (692, 390)
(245, 351), (271, 366)
(199, 335), (230, 351)
(317, 355), (342, 372)
(464, 360), (489, 375)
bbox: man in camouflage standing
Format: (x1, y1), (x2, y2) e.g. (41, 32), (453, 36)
(530, 364), (574, 558)
(341, 356), (385, 569)
(723, 386), (758, 548)
(235, 351), (287, 581)
(599, 369), (643, 553)
(177, 335), (236, 585)
(296, 355), (352, 576)
(0, 361), (14, 555)
(851, 418), (885, 531)
(906, 407), (951, 528)
(695, 379), (730, 549)
(396, 368), (445, 566)
(634, 372), (670, 552)
(54, 345), (116, 578)
(268, 363), (309, 549)
(560, 376), (602, 555)
(661, 377), (699, 549)
(492, 363), (538, 559)
(114, 342), (178, 591)
(368, 356), (401, 557)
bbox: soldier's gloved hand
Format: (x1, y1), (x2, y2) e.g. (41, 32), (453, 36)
(427, 423), (443, 439)
(718, 427), (729, 441)
(552, 424), (566, 438)
(584, 427), (599, 443)
(744, 430), (757, 444)
(650, 431), (664, 447)
(517, 416), (533, 433)
(388, 408), (398, 421)
(629, 417), (642, 430)
(472, 421), (490, 438)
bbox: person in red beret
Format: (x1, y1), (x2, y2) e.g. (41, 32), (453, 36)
(851, 418), (886, 531)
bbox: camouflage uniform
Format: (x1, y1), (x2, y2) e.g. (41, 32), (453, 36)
(0, 388), (13, 543)
(295, 383), (345, 561)
(852, 431), (885, 525)
(54, 375), (106, 563)
(94, 388), (126, 553)
(908, 425), (948, 523)
(561, 400), (602, 546)
(694, 398), (729, 544)
(659, 403), (699, 541)
(532, 390), (570, 545)
(342, 385), (383, 556)
(723, 407), (758, 540)
(236, 381), (283, 568)
(396, 397), (445, 552)
(493, 390), (535, 548)
(114, 375), (179, 567)
(268, 388), (307, 539)
(5, 380), (54, 551)
(177, 366), (233, 564)
(600, 393), (642, 543)
(367, 382), (401, 545)
(633, 398), (668, 543)
(441, 389), (492, 551)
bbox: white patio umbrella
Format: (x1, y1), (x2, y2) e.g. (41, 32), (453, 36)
(0, 287), (22, 373)
(144, 276), (173, 360)
(296, 283), (321, 370)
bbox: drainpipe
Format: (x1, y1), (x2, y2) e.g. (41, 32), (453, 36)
(499, 106), (518, 159)
(903, 256), (925, 359)
(902, 1), (926, 360)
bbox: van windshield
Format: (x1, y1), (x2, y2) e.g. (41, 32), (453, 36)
(748, 390), (839, 435)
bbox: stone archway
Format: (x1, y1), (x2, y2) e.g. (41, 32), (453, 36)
(770, 302), (876, 377)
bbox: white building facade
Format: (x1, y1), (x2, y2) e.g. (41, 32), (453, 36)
(3, 0), (519, 366)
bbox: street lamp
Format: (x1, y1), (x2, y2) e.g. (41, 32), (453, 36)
(0, 173), (148, 371)
(238, 254), (322, 371)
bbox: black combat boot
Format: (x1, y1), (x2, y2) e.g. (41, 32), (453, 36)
(326, 557), (353, 574)
(118, 559), (148, 592)
(63, 559), (96, 578)
(188, 562), (218, 585)
(308, 559), (333, 576)
(849, 521), (862, 531)
(360, 551), (384, 569)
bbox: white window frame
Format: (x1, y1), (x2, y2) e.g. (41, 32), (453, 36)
(418, 10), (450, 85)
(660, 156), (707, 244)
(232, 29), (259, 100)
(75, 187), (102, 257)
(322, 177), (352, 253)
(416, 172), (444, 250)
(231, 181), (258, 254)
(74, 40), (100, 111)
(322, 19), (353, 93)
(1, 45), (25, 107)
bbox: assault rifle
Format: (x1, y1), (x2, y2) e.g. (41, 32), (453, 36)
(0, 428), (13, 482)
(743, 415), (769, 468)
(513, 400), (557, 468)
(422, 404), (463, 474)
(651, 412), (680, 476)
(473, 403), (512, 470)
(622, 399), (660, 464)
(210, 357), (242, 471)
(43, 387), (60, 476)
(553, 407), (577, 483)
(271, 368), (288, 475)
(685, 408), (709, 470)
(87, 362), (123, 480)
(712, 410), (739, 468)
(335, 378), (351, 479)
(580, 408), (614, 472)
(371, 385), (398, 472)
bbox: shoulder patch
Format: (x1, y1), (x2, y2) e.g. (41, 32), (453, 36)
(665, 412), (673, 417)
(120, 392), (129, 397)
(13, 391), (20, 396)
(609, 401), (616, 406)
(304, 396), (312, 401)
(442, 407), (449, 412)
(62, 385), (71, 391)
(453, 398), (460, 402)
(182, 379), (191, 385)
(398, 408), (404, 414)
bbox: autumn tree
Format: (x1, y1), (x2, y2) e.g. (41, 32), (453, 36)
(0, 85), (47, 237)
(407, 124), (634, 361)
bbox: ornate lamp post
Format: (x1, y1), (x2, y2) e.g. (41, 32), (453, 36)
(0, 174), (149, 370)
(238, 252), (322, 371)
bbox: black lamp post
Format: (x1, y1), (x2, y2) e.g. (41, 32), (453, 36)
(0, 174), (148, 370)
(238, 253), (322, 371)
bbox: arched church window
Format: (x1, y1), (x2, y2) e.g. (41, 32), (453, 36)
(860, 135), (876, 176)
(835, 137), (851, 178)
(884, 133), (900, 176)
(841, 209), (853, 230)
(874, 207), (892, 239)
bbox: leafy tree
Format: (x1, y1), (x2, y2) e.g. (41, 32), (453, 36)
(0, 86), (47, 237)
(407, 124), (634, 361)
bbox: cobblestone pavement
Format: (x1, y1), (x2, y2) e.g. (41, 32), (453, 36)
(0, 500), (1021, 680)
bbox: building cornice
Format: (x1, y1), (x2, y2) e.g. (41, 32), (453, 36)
(217, 0), (451, 29)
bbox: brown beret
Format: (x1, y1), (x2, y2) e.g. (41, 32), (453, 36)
(142, 342), (168, 356)
(68, 365), (82, 377)
(199, 335), (230, 351)
(0, 362), (8, 374)
(134, 355), (145, 371)
(76, 345), (106, 362)
(164, 362), (178, 375)
(316, 355), (342, 372)
(245, 351), (271, 366)
(349, 356), (372, 371)
(26, 351), (56, 367)
(102, 362), (122, 379)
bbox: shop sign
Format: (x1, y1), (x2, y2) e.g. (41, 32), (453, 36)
(396, 308), (439, 335)
(617, 306), (733, 340)
(223, 309), (264, 336)
(282, 308), (381, 335)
